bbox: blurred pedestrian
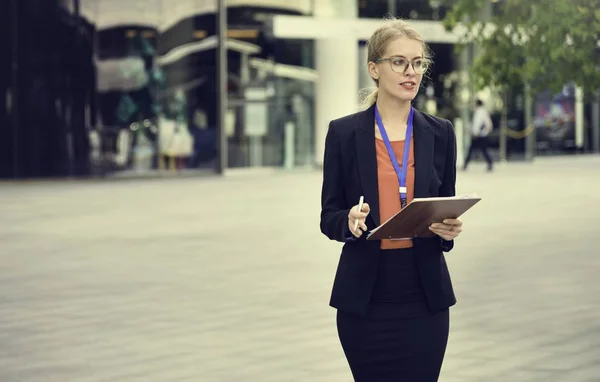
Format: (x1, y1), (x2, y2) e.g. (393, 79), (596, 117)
(463, 99), (493, 171)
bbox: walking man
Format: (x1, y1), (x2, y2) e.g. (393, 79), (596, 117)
(463, 99), (493, 171)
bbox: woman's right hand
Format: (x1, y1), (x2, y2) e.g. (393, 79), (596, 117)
(348, 203), (370, 238)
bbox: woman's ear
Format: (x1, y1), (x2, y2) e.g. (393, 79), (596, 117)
(367, 62), (379, 81)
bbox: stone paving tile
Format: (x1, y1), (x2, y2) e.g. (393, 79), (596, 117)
(0, 156), (600, 381)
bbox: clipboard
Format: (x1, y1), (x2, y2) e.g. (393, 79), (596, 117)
(366, 194), (482, 241)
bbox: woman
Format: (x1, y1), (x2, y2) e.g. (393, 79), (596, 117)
(319, 19), (463, 381)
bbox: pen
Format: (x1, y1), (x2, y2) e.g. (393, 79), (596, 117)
(353, 196), (364, 232)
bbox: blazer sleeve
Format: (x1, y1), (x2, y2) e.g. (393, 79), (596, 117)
(439, 120), (457, 252)
(320, 122), (355, 243)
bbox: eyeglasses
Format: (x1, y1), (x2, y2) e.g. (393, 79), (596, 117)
(374, 56), (430, 75)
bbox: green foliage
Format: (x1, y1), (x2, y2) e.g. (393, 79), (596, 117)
(442, 0), (600, 95)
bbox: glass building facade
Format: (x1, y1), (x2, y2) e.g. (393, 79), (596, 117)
(0, 0), (318, 179)
(2, 0), (593, 179)
(1, 0), (462, 179)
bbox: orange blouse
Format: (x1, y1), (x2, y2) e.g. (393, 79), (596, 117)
(375, 137), (415, 250)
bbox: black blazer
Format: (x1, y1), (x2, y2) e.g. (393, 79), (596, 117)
(320, 103), (458, 317)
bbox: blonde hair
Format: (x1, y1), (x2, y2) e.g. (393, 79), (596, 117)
(360, 17), (433, 108)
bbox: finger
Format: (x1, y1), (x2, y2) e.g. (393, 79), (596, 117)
(434, 223), (458, 230)
(361, 203), (370, 213)
(429, 227), (456, 237)
(359, 220), (368, 232)
(443, 218), (462, 226)
(350, 210), (369, 219)
(433, 230), (460, 238)
(430, 223), (449, 229)
(428, 227), (443, 235)
(353, 229), (363, 238)
(434, 224), (462, 233)
(430, 223), (462, 233)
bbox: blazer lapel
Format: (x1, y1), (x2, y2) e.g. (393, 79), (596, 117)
(355, 104), (381, 226)
(412, 109), (434, 198)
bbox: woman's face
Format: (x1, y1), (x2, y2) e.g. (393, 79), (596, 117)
(368, 36), (426, 102)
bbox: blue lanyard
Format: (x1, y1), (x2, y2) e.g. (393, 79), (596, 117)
(375, 106), (414, 208)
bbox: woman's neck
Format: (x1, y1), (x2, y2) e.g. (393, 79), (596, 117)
(375, 92), (411, 125)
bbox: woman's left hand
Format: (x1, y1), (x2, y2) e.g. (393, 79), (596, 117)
(429, 218), (463, 241)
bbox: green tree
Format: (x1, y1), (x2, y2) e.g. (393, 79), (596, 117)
(442, 0), (600, 94)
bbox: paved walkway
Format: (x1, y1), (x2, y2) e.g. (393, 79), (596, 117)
(1, 156), (599, 381)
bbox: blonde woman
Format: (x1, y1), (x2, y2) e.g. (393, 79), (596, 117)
(320, 19), (463, 381)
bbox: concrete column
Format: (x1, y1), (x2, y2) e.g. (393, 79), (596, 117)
(457, 43), (472, 165)
(575, 86), (584, 150)
(314, 0), (359, 167)
(524, 84), (535, 161)
(592, 90), (600, 153)
(358, 43), (372, 91)
(454, 118), (465, 170)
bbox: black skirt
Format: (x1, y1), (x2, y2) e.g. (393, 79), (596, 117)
(336, 247), (450, 382)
